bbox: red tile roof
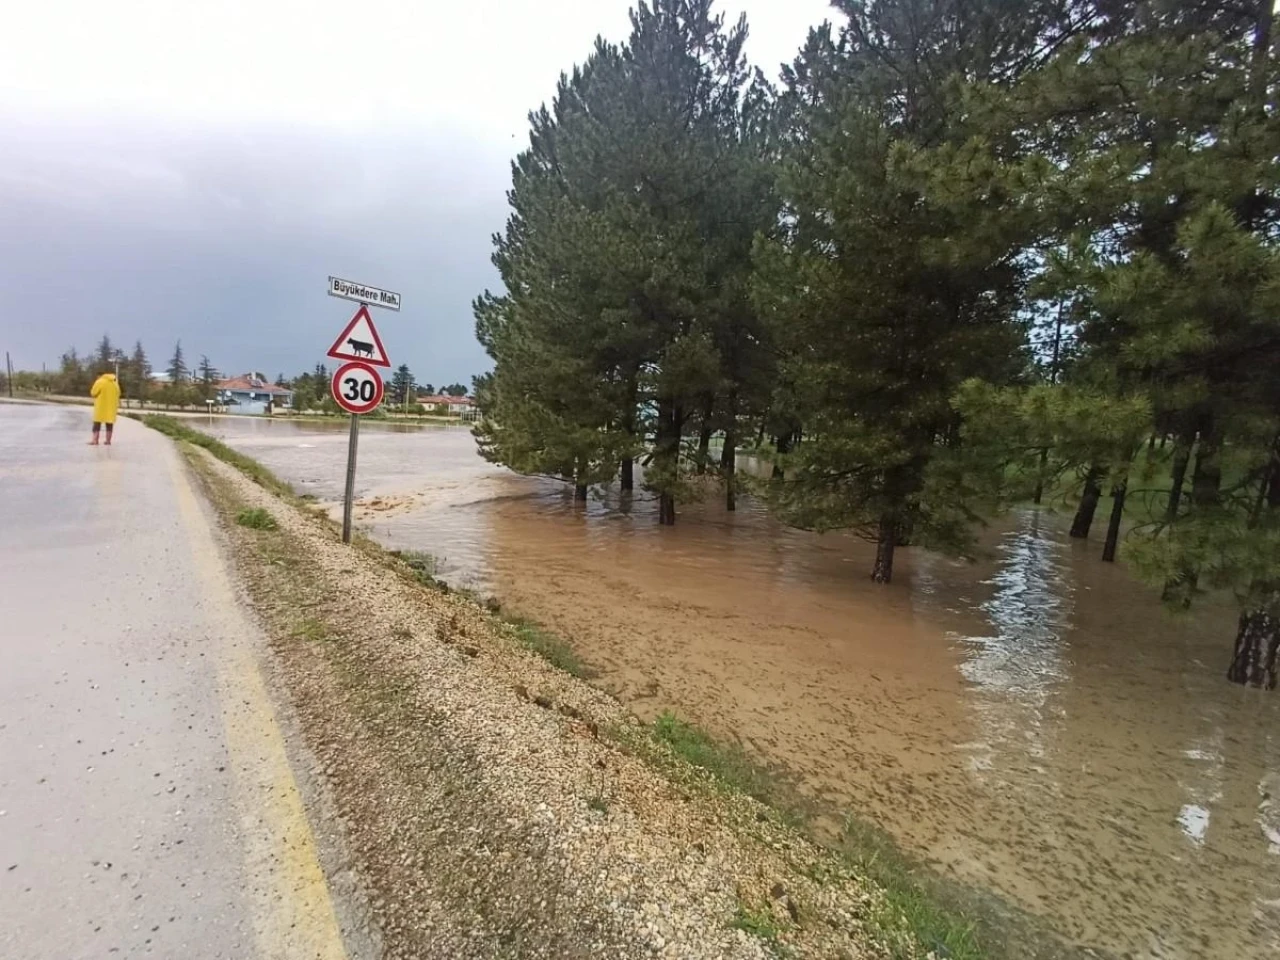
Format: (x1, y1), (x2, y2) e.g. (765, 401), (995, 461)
(218, 375), (293, 395)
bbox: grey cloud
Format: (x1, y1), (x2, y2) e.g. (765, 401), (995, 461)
(0, 114), (508, 387)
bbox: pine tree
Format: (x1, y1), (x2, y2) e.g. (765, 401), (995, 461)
(93, 334), (116, 377)
(391, 365), (416, 405)
(195, 356), (220, 401)
(752, 0), (1072, 581)
(475, 29), (660, 501)
(1080, 2), (1274, 681)
(991, 0), (1280, 684)
(167, 341), (189, 384)
(129, 341), (152, 402)
(57, 347), (87, 395)
(477, 0), (770, 518)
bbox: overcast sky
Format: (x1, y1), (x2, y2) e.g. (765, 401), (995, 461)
(0, 0), (835, 387)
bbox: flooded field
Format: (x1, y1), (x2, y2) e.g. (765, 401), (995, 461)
(201, 415), (1280, 959)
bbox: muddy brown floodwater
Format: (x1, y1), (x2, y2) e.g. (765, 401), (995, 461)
(202, 416), (1280, 959)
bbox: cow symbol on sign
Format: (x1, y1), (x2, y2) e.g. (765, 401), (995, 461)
(326, 305), (390, 367)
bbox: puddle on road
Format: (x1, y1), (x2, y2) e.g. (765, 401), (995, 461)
(204, 416), (1280, 959)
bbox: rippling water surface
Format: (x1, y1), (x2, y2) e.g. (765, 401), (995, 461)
(203, 416), (1280, 959)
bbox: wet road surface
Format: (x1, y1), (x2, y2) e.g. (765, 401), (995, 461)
(0, 405), (350, 959)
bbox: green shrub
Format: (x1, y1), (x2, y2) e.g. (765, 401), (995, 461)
(236, 507), (278, 530)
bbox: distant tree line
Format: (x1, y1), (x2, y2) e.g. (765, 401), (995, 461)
(12, 341), (476, 416)
(279, 363), (470, 413)
(475, 0), (1280, 686)
(12, 336), (222, 408)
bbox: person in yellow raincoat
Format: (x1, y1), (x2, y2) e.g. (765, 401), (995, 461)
(89, 372), (121, 445)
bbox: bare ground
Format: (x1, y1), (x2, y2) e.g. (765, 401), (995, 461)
(183, 445), (925, 960)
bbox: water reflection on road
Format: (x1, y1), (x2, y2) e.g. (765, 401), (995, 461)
(202, 416), (1280, 959)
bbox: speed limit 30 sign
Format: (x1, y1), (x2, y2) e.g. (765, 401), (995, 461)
(331, 361), (385, 415)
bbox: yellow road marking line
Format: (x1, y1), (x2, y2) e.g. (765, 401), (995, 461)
(168, 451), (349, 960)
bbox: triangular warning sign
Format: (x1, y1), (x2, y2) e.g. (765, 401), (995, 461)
(326, 305), (390, 367)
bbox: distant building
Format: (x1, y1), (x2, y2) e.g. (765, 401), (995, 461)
(217, 374), (293, 415)
(417, 394), (477, 419)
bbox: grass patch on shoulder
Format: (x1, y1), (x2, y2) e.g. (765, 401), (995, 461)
(835, 815), (984, 960)
(652, 711), (779, 807)
(732, 902), (783, 943)
(382, 549), (589, 680)
(507, 616), (588, 678)
(236, 507), (278, 530)
(649, 711), (999, 960)
(398, 549), (442, 581)
(291, 617), (330, 643)
(135, 414), (295, 499)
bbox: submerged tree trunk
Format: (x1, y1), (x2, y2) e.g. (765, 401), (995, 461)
(1228, 431), (1280, 688)
(721, 388), (738, 511)
(1102, 478), (1127, 562)
(1033, 301), (1064, 507)
(695, 395), (714, 475)
(1032, 446), (1049, 505)
(1192, 426), (1222, 508)
(696, 424), (712, 474)
(1166, 441), (1191, 522)
(654, 398), (681, 526)
(1166, 420), (1224, 605)
(1227, 608), (1279, 689)
(1160, 429), (1196, 602)
(659, 493), (676, 526)
(620, 373), (638, 493)
(773, 431), (793, 481)
(871, 514), (897, 584)
(723, 433), (737, 512)
(574, 458), (588, 503)
(1070, 466), (1103, 539)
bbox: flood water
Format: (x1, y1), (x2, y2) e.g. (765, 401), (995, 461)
(200, 415), (1280, 959)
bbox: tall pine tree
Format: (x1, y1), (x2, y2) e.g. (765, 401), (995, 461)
(167, 341), (189, 384)
(753, 0), (1075, 581)
(477, 1), (770, 517)
(1019, 0), (1280, 683)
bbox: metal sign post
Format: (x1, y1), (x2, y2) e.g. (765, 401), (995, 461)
(342, 413), (360, 543)
(329, 361), (386, 543)
(325, 278), (399, 545)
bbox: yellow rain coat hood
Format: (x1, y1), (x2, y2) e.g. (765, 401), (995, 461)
(91, 373), (121, 424)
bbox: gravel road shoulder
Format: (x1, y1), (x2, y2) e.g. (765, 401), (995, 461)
(184, 443), (925, 960)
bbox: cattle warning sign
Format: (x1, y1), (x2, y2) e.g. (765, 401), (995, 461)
(326, 305), (390, 367)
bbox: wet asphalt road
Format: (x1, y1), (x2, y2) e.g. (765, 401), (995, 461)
(0, 404), (350, 959)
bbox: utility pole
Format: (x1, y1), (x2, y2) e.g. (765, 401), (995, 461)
(5, 351), (13, 398)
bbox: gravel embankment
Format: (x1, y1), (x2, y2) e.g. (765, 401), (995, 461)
(190, 447), (914, 960)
